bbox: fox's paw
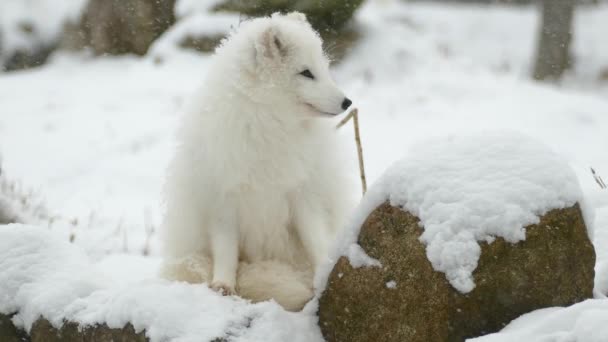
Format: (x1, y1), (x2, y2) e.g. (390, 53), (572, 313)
(210, 281), (236, 296)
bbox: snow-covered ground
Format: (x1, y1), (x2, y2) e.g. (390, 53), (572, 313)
(1, 0), (607, 341)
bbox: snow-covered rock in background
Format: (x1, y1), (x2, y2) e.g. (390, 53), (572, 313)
(149, 12), (238, 60)
(148, 0), (239, 60)
(66, 0), (176, 56)
(151, 0), (363, 62)
(318, 132), (596, 342)
(0, 0), (86, 70)
(213, 0), (364, 34)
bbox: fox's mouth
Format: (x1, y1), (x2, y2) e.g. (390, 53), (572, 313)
(304, 103), (338, 117)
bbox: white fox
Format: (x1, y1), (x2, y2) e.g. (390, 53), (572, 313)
(160, 12), (353, 311)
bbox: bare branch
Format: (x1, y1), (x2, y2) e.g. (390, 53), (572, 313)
(591, 167), (607, 189)
(336, 108), (367, 195)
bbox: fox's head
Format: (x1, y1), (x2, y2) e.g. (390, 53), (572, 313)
(227, 12), (352, 118)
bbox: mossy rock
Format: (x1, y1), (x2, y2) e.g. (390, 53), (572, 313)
(30, 318), (147, 342)
(318, 202), (595, 342)
(213, 0), (364, 35)
(0, 313), (148, 342)
(178, 34), (226, 53)
(0, 313), (27, 342)
(210, 0), (363, 61)
(1, 22), (56, 72)
(66, 0), (176, 55)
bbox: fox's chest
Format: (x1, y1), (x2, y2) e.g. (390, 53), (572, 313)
(234, 188), (306, 263)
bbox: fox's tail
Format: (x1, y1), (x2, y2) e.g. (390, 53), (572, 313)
(160, 255), (314, 311)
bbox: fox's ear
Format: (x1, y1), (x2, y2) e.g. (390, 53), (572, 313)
(255, 25), (288, 62)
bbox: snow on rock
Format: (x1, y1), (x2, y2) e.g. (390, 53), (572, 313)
(346, 243), (381, 268)
(150, 0), (240, 60)
(0, 0), (86, 58)
(385, 281), (397, 289)
(149, 12), (239, 59)
(319, 131), (586, 294)
(0, 224), (323, 342)
(0, 224), (101, 329)
(468, 299), (608, 342)
(174, 0), (226, 18)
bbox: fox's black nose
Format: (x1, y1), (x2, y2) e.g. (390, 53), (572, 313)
(341, 98), (352, 110)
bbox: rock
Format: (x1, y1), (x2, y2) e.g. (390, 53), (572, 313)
(208, 0), (363, 61)
(178, 34), (226, 54)
(1, 21), (55, 72)
(155, 0), (362, 61)
(213, 0), (364, 34)
(30, 318), (147, 342)
(3, 47), (54, 72)
(70, 0), (176, 55)
(0, 313), (27, 342)
(0, 316), (236, 342)
(0, 313), (149, 342)
(318, 202), (595, 342)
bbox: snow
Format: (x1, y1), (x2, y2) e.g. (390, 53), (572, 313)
(0, 224), (323, 341)
(0, 0), (86, 60)
(346, 243), (382, 268)
(1, 0), (608, 340)
(151, 0), (242, 61)
(375, 133), (582, 292)
(385, 280), (397, 289)
(468, 299), (608, 342)
(149, 12), (240, 61)
(319, 132), (586, 294)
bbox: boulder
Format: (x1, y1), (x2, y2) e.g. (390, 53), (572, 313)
(0, 313), (149, 342)
(205, 0), (363, 61)
(318, 202), (595, 342)
(150, 0), (362, 61)
(2, 46), (54, 72)
(0, 313), (238, 342)
(0, 313), (27, 342)
(0, 21), (55, 72)
(29, 318), (147, 342)
(66, 0), (176, 55)
(213, 0), (364, 34)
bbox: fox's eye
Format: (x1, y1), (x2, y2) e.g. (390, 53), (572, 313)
(299, 69), (315, 79)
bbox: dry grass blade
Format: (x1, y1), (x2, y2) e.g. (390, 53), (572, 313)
(591, 167), (607, 189)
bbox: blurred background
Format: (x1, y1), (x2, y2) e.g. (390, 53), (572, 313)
(0, 0), (606, 261)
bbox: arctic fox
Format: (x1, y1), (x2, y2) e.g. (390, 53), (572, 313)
(160, 12), (353, 311)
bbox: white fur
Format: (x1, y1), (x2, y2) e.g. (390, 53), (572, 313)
(160, 13), (353, 311)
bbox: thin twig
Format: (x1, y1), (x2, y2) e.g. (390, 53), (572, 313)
(591, 167), (607, 189)
(336, 108), (367, 195)
(336, 110), (354, 129)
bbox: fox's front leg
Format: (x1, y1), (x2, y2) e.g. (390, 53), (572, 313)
(292, 195), (331, 271)
(209, 206), (238, 295)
